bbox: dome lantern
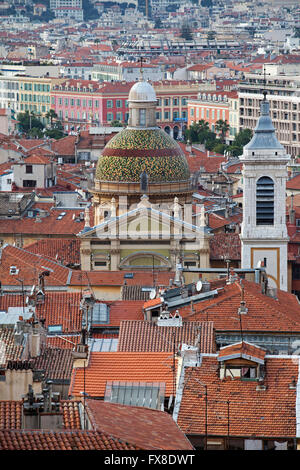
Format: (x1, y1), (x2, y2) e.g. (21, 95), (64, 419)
(127, 78), (157, 129)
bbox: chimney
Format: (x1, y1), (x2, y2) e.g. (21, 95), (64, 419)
(185, 140), (192, 153)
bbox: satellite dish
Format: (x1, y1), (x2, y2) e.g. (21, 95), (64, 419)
(196, 280), (203, 292)
(149, 289), (156, 300)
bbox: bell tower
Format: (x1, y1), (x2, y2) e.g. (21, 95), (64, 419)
(240, 92), (290, 291)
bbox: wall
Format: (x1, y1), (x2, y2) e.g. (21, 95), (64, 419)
(0, 369), (41, 401)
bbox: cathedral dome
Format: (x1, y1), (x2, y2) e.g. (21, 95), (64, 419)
(95, 127), (190, 183)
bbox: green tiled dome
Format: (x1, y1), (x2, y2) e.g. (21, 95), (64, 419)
(95, 128), (190, 183)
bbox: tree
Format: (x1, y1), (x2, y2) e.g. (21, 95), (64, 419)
(110, 120), (124, 127)
(154, 17), (162, 29)
(201, 0), (213, 6)
(46, 109), (58, 127)
(212, 142), (228, 155)
(29, 127), (43, 139)
(185, 120), (210, 143)
(233, 128), (252, 148)
(83, 0), (99, 21)
(207, 30), (217, 41)
(226, 128), (253, 157)
(215, 119), (230, 143)
(17, 111), (43, 134)
(45, 119), (64, 139)
(180, 23), (193, 41)
(293, 27), (300, 39)
(185, 120), (217, 149)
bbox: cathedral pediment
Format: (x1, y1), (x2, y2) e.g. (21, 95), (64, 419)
(78, 205), (209, 242)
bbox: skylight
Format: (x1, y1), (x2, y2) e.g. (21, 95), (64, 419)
(104, 381), (165, 410)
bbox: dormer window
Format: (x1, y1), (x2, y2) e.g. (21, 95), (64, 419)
(218, 341), (266, 382)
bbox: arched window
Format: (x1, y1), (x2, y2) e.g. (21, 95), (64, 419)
(256, 176), (274, 225)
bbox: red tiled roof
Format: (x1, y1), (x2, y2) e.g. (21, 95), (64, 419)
(46, 335), (81, 349)
(0, 245), (72, 287)
(209, 232), (241, 260)
(177, 356), (298, 438)
(287, 174), (300, 190)
(208, 212), (242, 230)
(23, 154), (51, 165)
(0, 402), (22, 429)
(218, 341), (267, 363)
(31, 346), (74, 381)
(51, 136), (76, 156)
(61, 400), (82, 429)
(0, 207), (85, 236)
(25, 238), (81, 267)
(104, 301), (144, 327)
(69, 352), (177, 398)
(85, 400), (194, 450)
(117, 320), (215, 353)
(0, 292), (82, 333)
(0, 328), (23, 368)
(143, 297), (163, 309)
(70, 270), (176, 287)
(179, 143), (225, 173)
(179, 280), (300, 333)
(0, 430), (140, 450)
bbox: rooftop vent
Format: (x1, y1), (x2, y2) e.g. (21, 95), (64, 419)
(10, 266), (19, 275)
(56, 212), (66, 220)
(124, 273), (134, 279)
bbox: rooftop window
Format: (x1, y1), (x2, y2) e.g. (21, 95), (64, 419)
(104, 381), (165, 410)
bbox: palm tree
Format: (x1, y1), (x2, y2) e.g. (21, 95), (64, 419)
(46, 109), (58, 128)
(215, 119), (230, 143)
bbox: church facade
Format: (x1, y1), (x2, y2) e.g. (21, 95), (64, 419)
(78, 77), (211, 278)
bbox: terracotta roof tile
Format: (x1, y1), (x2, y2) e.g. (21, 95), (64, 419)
(70, 270), (175, 287)
(0, 430), (140, 450)
(25, 238), (81, 267)
(99, 301), (144, 327)
(69, 352), (177, 398)
(0, 292), (82, 333)
(0, 401), (22, 429)
(0, 245), (72, 287)
(117, 320), (215, 353)
(178, 280), (300, 334)
(0, 328), (23, 368)
(0, 207), (85, 236)
(209, 232), (241, 260)
(31, 346), (74, 382)
(218, 341), (267, 363)
(177, 356), (298, 438)
(86, 400), (194, 450)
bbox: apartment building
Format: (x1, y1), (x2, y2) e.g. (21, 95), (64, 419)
(0, 77), (20, 114)
(188, 90), (239, 142)
(50, 0), (83, 20)
(0, 76), (65, 125)
(18, 76), (64, 125)
(238, 71), (300, 157)
(91, 62), (163, 83)
(51, 79), (200, 138)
